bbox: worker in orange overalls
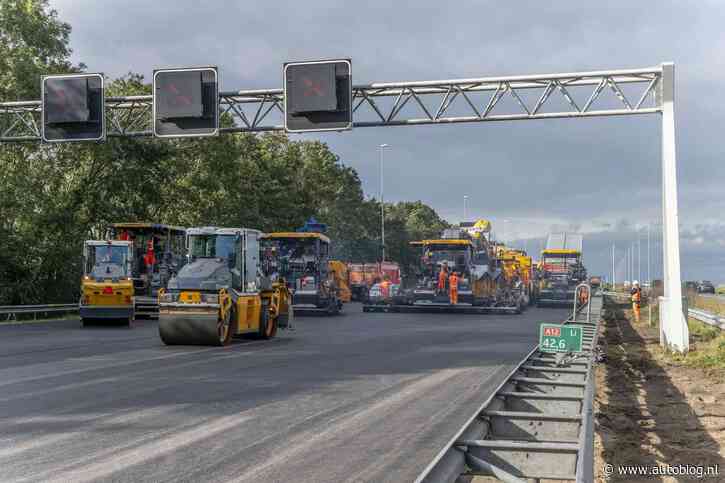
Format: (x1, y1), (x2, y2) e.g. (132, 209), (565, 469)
(579, 285), (589, 306)
(437, 263), (448, 295)
(449, 271), (459, 305)
(144, 239), (156, 268)
(631, 280), (642, 323)
(380, 275), (392, 299)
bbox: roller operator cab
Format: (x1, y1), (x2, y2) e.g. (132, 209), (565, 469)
(158, 227), (292, 346)
(261, 231), (342, 315)
(79, 240), (135, 326)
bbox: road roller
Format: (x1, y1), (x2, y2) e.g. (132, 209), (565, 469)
(158, 227), (292, 346)
(79, 240), (135, 326)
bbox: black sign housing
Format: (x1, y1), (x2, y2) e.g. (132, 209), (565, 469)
(42, 73), (105, 142)
(153, 67), (218, 138)
(284, 59), (352, 133)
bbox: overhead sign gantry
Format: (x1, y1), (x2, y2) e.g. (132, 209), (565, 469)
(0, 61), (689, 352)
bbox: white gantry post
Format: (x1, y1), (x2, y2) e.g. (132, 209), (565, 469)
(659, 62), (688, 352)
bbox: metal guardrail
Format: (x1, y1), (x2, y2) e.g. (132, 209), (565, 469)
(0, 303), (78, 321)
(416, 291), (602, 482)
(688, 307), (725, 330)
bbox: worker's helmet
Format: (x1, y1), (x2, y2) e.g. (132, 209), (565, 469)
(633, 280), (639, 286)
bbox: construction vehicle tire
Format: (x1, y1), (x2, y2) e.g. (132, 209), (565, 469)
(159, 308), (232, 346)
(257, 301), (276, 339)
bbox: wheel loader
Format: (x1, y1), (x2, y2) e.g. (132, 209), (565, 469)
(158, 227), (292, 346)
(79, 240), (136, 326)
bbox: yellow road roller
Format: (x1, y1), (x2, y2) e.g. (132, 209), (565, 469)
(158, 227), (292, 346)
(79, 240), (135, 326)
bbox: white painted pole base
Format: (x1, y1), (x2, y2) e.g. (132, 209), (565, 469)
(659, 296), (688, 352)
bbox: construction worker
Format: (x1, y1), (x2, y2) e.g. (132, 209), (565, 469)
(144, 239), (156, 268)
(579, 285), (590, 306)
(449, 271), (459, 305)
(380, 275), (392, 299)
(437, 263), (448, 294)
(631, 280), (642, 323)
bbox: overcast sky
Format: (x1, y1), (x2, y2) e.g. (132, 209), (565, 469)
(49, 0), (725, 283)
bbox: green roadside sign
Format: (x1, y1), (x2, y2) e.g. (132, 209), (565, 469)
(539, 323), (583, 353)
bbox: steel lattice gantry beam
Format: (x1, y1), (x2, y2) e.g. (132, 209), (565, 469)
(0, 66), (663, 141)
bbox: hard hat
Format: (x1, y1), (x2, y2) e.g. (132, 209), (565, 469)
(633, 280), (639, 286)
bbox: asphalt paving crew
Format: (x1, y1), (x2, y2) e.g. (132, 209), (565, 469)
(631, 280), (642, 323)
(449, 271), (459, 305)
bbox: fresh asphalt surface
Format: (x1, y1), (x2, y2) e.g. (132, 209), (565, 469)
(0, 304), (568, 483)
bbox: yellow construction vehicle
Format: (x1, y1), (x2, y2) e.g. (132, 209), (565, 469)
(261, 219), (342, 315)
(537, 233), (587, 307)
(328, 260), (351, 303)
(364, 223), (523, 314)
(79, 240), (135, 326)
(107, 222), (187, 318)
(158, 227), (292, 346)
(499, 248), (535, 306)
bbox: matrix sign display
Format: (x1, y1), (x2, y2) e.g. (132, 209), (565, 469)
(284, 59), (352, 133)
(42, 73), (105, 142)
(153, 67), (218, 138)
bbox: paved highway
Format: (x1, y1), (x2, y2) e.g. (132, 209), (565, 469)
(0, 304), (567, 483)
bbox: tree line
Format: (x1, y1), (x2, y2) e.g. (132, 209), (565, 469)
(0, 1), (449, 304)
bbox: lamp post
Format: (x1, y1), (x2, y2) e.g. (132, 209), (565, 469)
(463, 195), (468, 222)
(379, 143), (390, 262)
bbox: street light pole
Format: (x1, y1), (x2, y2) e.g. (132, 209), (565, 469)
(463, 195), (468, 222)
(647, 223), (651, 287)
(379, 144), (389, 262)
(612, 243), (615, 290)
(638, 232), (641, 283)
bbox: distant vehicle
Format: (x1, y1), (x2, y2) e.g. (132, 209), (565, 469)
(684, 281), (698, 292)
(697, 280), (715, 294)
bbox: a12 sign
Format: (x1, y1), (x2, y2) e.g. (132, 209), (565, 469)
(539, 323), (583, 353)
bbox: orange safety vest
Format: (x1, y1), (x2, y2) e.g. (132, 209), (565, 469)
(144, 239), (156, 267)
(449, 274), (459, 291)
(438, 270), (447, 289)
(380, 280), (391, 298)
(631, 289), (641, 304)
